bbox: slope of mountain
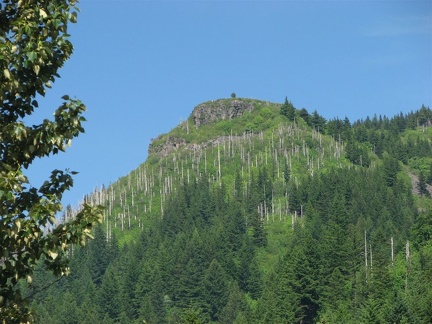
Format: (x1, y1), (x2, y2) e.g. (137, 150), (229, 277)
(31, 98), (432, 323)
(78, 98), (352, 242)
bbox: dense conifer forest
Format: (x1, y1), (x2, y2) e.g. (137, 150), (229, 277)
(28, 99), (431, 323)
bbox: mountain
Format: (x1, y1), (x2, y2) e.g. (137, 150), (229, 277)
(30, 98), (432, 323)
(73, 98), (353, 242)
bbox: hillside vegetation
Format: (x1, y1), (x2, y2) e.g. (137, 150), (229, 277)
(30, 98), (432, 323)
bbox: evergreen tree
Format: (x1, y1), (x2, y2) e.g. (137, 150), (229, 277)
(234, 171), (243, 202)
(280, 96), (296, 121)
(76, 295), (102, 324)
(359, 297), (385, 324)
(55, 292), (80, 324)
(219, 283), (247, 324)
(223, 203), (247, 252)
(87, 225), (111, 285)
(382, 154), (400, 187)
(311, 110), (326, 133)
(28, 100), (432, 323)
(251, 210), (267, 247)
(418, 172), (429, 197)
(176, 230), (208, 311)
(288, 242), (320, 322)
(411, 205), (432, 247)
(138, 268), (165, 323)
(299, 107), (311, 125)
(238, 238), (262, 299)
(258, 229), (320, 323)
(427, 162), (432, 185)
(406, 240), (432, 323)
(203, 259), (229, 321)
(386, 292), (411, 324)
(284, 159), (291, 185)
(98, 264), (122, 321)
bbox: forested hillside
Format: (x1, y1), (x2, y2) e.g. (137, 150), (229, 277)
(29, 98), (432, 323)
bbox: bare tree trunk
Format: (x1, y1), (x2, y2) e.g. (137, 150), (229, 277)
(218, 143), (221, 184)
(128, 205), (131, 229)
(365, 230), (368, 282)
(405, 240), (410, 290)
(106, 211), (109, 243)
(279, 201), (282, 221)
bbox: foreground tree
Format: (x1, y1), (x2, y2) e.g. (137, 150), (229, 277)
(0, 1), (103, 321)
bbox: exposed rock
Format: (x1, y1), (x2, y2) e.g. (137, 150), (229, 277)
(148, 99), (260, 157)
(149, 133), (258, 158)
(192, 99), (255, 128)
(408, 172), (432, 196)
(148, 136), (186, 157)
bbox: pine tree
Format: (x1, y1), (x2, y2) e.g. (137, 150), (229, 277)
(223, 202), (247, 252)
(359, 297), (385, 324)
(203, 259), (229, 321)
(176, 230), (208, 311)
(289, 244), (320, 322)
(427, 162), (432, 185)
(311, 110), (326, 133)
(251, 210), (267, 247)
(97, 265), (122, 321)
(284, 159), (291, 185)
(382, 154), (400, 187)
(418, 172), (429, 197)
(238, 238), (262, 299)
(386, 292), (411, 324)
(299, 107), (310, 125)
(138, 268), (166, 323)
(257, 230), (320, 323)
(219, 283), (247, 324)
(87, 225), (111, 285)
(280, 96), (295, 120)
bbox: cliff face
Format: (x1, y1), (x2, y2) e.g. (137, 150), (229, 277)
(148, 99), (259, 157)
(148, 134), (252, 157)
(192, 99), (255, 128)
(148, 136), (186, 157)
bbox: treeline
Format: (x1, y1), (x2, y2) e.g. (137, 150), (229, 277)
(31, 163), (432, 323)
(282, 101), (432, 167)
(31, 172), (269, 323)
(259, 167), (431, 323)
(27, 103), (432, 323)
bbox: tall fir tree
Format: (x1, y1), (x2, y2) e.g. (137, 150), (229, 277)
(280, 96), (296, 120)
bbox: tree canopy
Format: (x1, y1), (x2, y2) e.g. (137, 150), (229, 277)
(0, 1), (103, 321)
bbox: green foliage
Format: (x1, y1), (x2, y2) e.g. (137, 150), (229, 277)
(381, 153), (400, 186)
(345, 139), (371, 166)
(0, 1), (103, 321)
(427, 161), (432, 185)
(28, 100), (432, 323)
(148, 99), (284, 153)
(203, 259), (229, 321)
(418, 172), (430, 197)
(280, 96), (296, 121)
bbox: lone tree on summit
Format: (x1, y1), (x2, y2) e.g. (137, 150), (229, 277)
(0, 0), (103, 321)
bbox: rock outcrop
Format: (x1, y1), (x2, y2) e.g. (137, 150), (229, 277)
(148, 99), (261, 157)
(149, 133), (256, 157)
(148, 136), (187, 157)
(192, 99), (255, 128)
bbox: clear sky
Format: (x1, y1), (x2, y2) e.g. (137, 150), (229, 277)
(26, 0), (432, 209)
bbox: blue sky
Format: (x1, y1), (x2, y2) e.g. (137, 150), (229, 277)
(27, 0), (432, 209)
